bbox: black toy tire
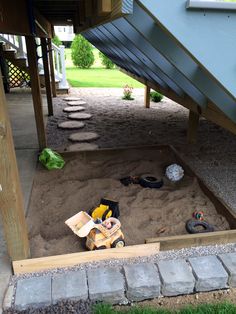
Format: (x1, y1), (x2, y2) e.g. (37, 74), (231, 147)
(111, 238), (125, 248)
(139, 174), (163, 189)
(96, 245), (106, 250)
(186, 219), (214, 234)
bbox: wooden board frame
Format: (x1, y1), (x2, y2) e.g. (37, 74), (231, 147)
(13, 243), (160, 274)
(12, 145), (236, 274)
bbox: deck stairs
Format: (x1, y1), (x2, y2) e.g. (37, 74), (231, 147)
(0, 35), (69, 93)
(82, 0), (236, 134)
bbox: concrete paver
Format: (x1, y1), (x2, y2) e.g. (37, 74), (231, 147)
(158, 259), (195, 296)
(15, 276), (51, 310)
(124, 263), (161, 301)
(87, 267), (126, 304)
(52, 270), (88, 303)
(188, 255), (228, 292)
(218, 253), (236, 287)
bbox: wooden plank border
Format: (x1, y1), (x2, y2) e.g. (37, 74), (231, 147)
(146, 230), (236, 251)
(13, 243), (160, 274)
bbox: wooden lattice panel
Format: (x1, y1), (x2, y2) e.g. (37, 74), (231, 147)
(7, 60), (30, 88)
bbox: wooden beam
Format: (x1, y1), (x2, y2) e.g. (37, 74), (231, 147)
(145, 230), (236, 251)
(0, 71), (30, 261)
(85, 0), (93, 17)
(34, 9), (53, 38)
(13, 243), (160, 274)
(187, 110), (199, 144)
(0, 0), (30, 36)
(25, 36), (47, 150)
(98, 0), (112, 15)
(48, 39), (57, 98)
(144, 85), (151, 109)
(41, 38), (53, 116)
(0, 1), (52, 37)
(78, 0), (132, 32)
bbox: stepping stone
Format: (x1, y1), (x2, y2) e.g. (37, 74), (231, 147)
(68, 113), (92, 120)
(69, 132), (99, 142)
(63, 97), (81, 101)
(63, 106), (85, 113)
(67, 143), (99, 152)
(67, 101), (87, 106)
(58, 121), (85, 130)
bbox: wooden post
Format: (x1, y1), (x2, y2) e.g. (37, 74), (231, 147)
(98, 0), (112, 15)
(48, 38), (57, 98)
(41, 38), (53, 116)
(144, 85), (150, 108)
(0, 71), (30, 261)
(25, 36), (47, 150)
(187, 110), (200, 144)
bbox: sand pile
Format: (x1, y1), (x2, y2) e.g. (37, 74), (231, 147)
(27, 148), (229, 258)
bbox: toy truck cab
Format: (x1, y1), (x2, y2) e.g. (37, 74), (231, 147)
(65, 211), (125, 250)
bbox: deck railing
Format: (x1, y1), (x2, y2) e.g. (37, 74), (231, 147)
(0, 33), (67, 88)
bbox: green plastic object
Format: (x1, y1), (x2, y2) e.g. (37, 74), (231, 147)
(39, 148), (65, 170)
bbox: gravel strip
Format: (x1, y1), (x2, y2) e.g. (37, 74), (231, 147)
(10, 243), (236, 285)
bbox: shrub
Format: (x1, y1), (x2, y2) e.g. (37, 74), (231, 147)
(122, 85), (134, 100)
(99, 51), (115, 69)
(71, 35), (95, 68)
(52, 35), (62, 46)
(150, 91), (163, 103)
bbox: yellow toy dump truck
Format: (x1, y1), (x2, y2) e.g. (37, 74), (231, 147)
(65, 211), (125, 250)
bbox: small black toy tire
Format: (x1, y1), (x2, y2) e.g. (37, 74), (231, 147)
(186, 219), (214, 234)
(111, 238), (125, 248)
(139, 174), (163, 189)
(96, 246), (106, 250)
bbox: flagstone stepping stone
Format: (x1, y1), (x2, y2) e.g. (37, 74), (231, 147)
(67, 143), (99, 152)
(67, 101), (87, 106)
(57, 121), (85, 129)
(68, 113), (92, 120)
(63, 106), (85, 113)
(69, 132), (99, 142)
(63, 97), (81, 101)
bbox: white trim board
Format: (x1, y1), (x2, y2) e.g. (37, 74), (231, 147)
(186, 0), (236, 10)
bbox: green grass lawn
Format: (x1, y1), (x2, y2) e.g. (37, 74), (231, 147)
(65, 48), (143, 88)
(93, 302), (236, 314)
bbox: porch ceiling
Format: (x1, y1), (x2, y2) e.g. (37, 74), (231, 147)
(33, 0), (83, 25)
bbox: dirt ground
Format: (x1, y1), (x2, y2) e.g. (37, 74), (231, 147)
(120, 288), (236, 311)
(27, 147), (229, 257)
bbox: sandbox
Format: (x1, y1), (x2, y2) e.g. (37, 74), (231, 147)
(26, 146), (236, 259)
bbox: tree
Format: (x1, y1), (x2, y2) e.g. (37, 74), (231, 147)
(99, 51), (115, 69)
(52, 35), (62, 46)
(71, 35), (94, 68)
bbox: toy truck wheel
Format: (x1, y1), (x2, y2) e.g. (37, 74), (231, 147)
(96, 245), (106, 250)
(111, 238), (125, 248)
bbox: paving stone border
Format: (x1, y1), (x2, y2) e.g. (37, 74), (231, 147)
(4, 253), (236, 311)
